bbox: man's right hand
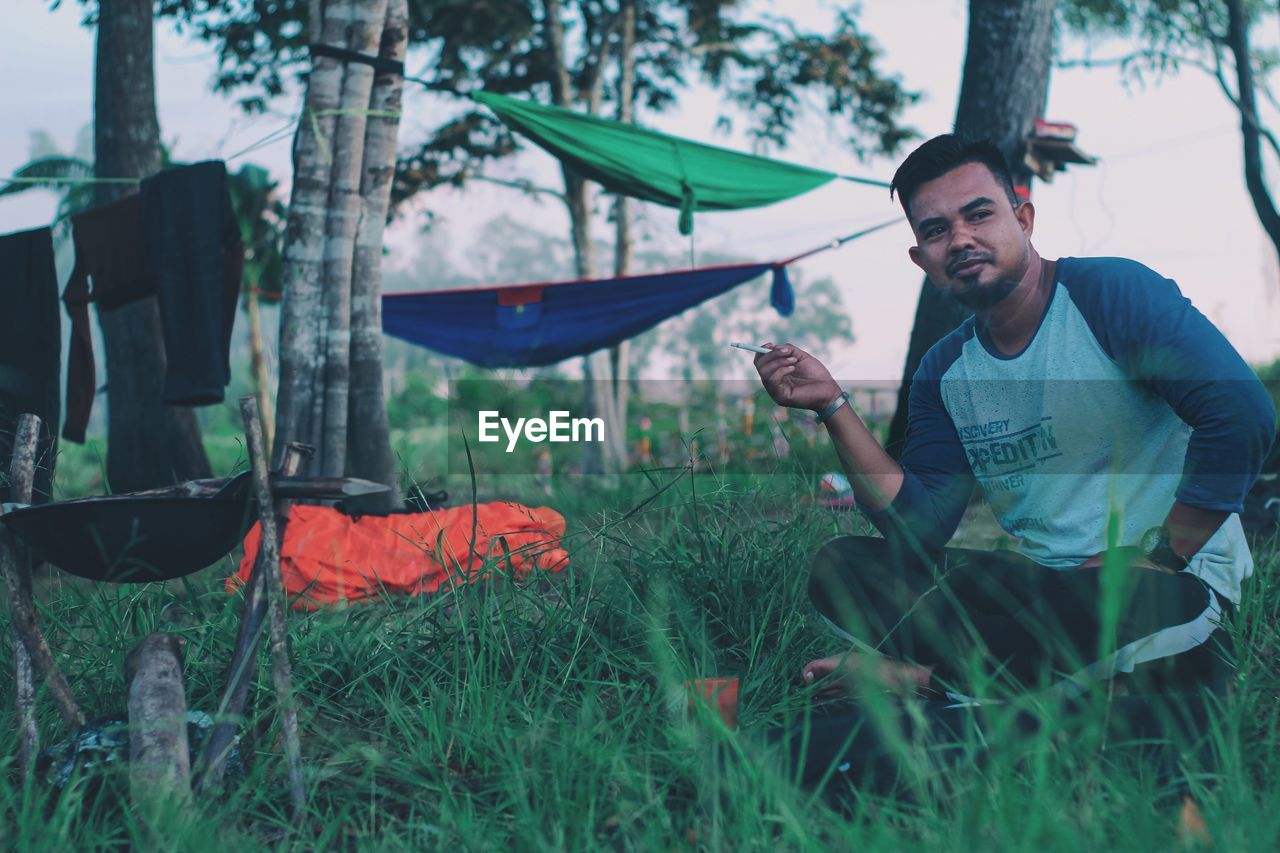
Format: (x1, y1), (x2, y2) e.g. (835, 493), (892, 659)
(753, 343), (843, 413)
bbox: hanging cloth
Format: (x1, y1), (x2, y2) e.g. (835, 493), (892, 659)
(60, 161), (243, 443)
(0, 226), (61, 502)
(474, 91), (878, 235)
(380, 219), (900, 368)
(383, 261), (790, 368)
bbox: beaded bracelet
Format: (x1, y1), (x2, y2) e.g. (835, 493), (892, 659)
(814, 390), (850, 425)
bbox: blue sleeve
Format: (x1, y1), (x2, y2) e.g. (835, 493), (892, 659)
(863, 335), (975, 551)
(1061, 257), (1277, 513)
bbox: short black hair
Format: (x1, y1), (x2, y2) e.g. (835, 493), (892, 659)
(890, 134), (1018, 220)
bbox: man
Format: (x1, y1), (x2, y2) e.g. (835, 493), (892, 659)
(754, 135), (1275, 701)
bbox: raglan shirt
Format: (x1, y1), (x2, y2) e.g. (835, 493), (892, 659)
(864, 257), (1277, 603)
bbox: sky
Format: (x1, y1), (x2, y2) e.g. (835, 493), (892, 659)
(3, 0), (1280, 384)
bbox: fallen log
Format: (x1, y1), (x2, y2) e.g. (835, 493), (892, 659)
(126, 632), (190, 804)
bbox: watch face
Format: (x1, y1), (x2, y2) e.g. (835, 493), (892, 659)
(1140, 526), (1166, 555)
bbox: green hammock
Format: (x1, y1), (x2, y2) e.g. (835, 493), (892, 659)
(474, 91), (878, 235)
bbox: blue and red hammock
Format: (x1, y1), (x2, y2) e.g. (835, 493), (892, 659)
(381, 221), (898, 367)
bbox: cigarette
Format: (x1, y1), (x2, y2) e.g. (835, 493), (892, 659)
(730, 342), (774, 354)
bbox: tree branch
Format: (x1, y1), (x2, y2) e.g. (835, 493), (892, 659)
(466, 171), (568, 201)
(582, 7), (626, 114)
(1055, 51), (1162, 70)
(542, 0), (573, 108)
(1058, 44), (1280, 162)
(1204, 6), (1280, 163)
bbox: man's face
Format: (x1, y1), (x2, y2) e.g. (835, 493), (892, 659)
(905, 161), (1035, 310)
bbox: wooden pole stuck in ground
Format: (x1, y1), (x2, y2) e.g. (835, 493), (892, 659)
(240, 395), (307, 823)
(1, 414), (85, 772)
(15, 640), (35, 773)
(197, 397), (307, 822)
(126, 632), (191, 804)
(195, 437), (310, 798)
(4, 414), (40, 772)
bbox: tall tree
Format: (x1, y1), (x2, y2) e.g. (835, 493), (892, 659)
(94, 0), (211, 491)
(886, 0), (1056, 455)
(273, 0), (408, 492)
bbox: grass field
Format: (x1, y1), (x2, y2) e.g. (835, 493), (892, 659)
(3, 445), (1279, 850)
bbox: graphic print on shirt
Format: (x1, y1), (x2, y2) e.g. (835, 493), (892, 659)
(961, 416), (1060, 478)
(959, 415), (1060, 536)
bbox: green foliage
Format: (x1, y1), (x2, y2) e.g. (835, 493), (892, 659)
(152, 0), (918, 210)
(226, 163), (286, 302)
(0, 155), (95, 199)
(1058, 0), (1280, 85)
(0, 154), (97, 230)
(386, 371), (448, 431)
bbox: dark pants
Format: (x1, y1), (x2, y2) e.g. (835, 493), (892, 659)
(772, 535), (1236, 792)
(807, 535), (1234, 696)
(773, 691), (1219, 795)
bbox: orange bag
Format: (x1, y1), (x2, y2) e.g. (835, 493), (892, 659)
(229, 502), (569, 609)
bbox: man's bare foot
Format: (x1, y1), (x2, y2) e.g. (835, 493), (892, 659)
(802, 653), (934, 695)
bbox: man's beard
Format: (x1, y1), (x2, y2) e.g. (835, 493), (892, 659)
(944, 278), (1018, 310)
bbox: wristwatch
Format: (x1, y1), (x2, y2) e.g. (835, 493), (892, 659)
(1139, 525), (1190, 572)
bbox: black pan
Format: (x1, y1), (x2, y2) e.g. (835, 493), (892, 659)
(1, 472), (257, 583)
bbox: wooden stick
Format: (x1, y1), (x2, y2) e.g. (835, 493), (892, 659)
(194, 440), (310, 793)
(126, 632), (190, 804)
(5, 416), (39, 772)
(14, 635), (36, 775)
(1, 414), (84, 766)
(240, 395), (306, 823)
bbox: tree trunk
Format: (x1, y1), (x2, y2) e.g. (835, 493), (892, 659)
(608, 0), (637, 471)
(274, 1), (350, 468)
(545, 0), (627, 475)
(95, 0), (211, 490)
(1225, 0), (1280, 266)
(318, 0), (388, 477)
(885, 0), (1054, 455)
(572, 170), (621, 475)
(348, 0), (408, 507)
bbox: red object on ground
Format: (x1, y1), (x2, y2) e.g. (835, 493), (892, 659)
(229, 502), (569, 609)
(685, 677), (740, 729)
